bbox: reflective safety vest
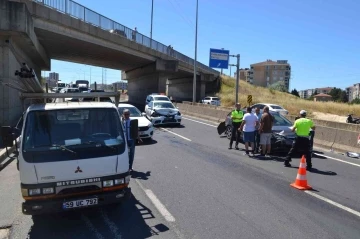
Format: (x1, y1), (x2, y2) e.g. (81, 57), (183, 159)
(231, 110), (243, 123)
(294, 118), (314, 137)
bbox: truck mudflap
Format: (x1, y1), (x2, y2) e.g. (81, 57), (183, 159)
(22, 187), (131, 215)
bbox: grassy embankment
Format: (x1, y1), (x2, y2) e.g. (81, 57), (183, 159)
(218, 76), (360, 117)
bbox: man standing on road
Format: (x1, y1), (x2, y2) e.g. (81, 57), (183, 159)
(123, 109), (142, 172)
(229, 103), (244, 150)
(259, 106), (274, 157)
(239, 107), (258, 156)
(254, 107), (262, 153)
(284, 110), (315, 170)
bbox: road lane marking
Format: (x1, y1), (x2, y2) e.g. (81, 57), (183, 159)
(305, 191), (360, 218)
(159, 128), (191, 141)
(182, 117), (217, 127)
(81, 214), (105, 239)
(314, 153), (360, 168)
(100, 209), (122, 239)
(135, 179), (176, 222)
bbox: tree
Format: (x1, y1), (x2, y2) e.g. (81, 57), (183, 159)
(352, 98), (360, 104)
(269, 81), (288, 93)
(329, 87), (342, 102)
(340, 91), (348, 103)
(290, 89), (300, 97)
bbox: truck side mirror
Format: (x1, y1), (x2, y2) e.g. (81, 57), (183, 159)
(1, 126), (14, 147)
(130, 119), (138, 140)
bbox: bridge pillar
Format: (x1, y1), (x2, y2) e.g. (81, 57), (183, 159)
(124, 60), (179, 104)
(0, 0), (50, 126)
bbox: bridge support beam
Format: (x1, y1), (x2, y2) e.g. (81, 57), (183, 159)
(124, 60), (179, 104)
(0, 0), (50, 126)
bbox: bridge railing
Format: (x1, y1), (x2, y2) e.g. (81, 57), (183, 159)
(32, 0), (219, 75)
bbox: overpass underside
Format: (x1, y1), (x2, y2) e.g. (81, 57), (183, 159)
(0, 0), (219, 126)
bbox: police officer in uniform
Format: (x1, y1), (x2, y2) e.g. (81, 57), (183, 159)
(284, 110), (315, 170)
(229, 103), (244, 150)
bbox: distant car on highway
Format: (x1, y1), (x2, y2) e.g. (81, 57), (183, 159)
(82, 89), (114, 103)
(118, 104), (154, 141)
(145, 94), (171, 107)
(145, 100), (182, 126)
(249, 103), (288, 116)
(109, 29), (127, 38)
(201, 96), (221, 106)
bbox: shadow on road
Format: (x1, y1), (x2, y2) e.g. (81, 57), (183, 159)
(308, 168), (337, 176)
(131, 170), (151, 180)
(28, 194), (169, 239)
(136, 139), (158, 146)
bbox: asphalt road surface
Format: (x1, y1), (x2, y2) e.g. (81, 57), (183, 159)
(0, 114), (359, 239)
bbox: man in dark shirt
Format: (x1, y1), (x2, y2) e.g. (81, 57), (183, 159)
(259, 106), (274, 157)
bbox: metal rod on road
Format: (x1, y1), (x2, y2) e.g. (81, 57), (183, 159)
(192, 0), (198, 104)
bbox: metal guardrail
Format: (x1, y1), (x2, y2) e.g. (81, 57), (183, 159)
(32, 0), (219, 75)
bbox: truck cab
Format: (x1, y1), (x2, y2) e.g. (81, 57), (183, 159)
(1, 98), (137, 215)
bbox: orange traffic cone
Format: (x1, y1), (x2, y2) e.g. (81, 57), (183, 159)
(290, 155), (312, 190)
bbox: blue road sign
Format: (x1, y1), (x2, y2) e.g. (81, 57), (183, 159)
(209, 48), (229, 69)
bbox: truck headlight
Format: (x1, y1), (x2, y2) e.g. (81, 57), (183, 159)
(29, 188), (41, 196)
(125, 175), (131, 184)
(114, 178), (124, 185)
(103, 180), (114, 187)
(42, 187), (54, 194)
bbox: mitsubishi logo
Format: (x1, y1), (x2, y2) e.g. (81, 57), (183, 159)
(75, 166), (83, 173)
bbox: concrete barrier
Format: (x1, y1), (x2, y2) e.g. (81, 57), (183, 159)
(287, 115), (360, 132)
(176, 103), (360, 153)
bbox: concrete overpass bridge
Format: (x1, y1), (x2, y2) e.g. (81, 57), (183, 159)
(0, 0), (220, 126)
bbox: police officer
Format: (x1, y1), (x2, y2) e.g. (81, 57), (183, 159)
(284, 110), (315, 170)
(229, 103), (244, 150)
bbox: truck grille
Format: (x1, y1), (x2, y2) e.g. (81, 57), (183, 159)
(58, 185), (100, 195)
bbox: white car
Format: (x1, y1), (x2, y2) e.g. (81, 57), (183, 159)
(250, 103), (289, 116)
(145, 94), (171, 107)
(145, 100), (182, 126)
(118, 104), (154, 140)
(201, 96), (221, 106)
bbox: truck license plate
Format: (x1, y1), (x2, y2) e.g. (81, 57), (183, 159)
(63, 198), (98, 209)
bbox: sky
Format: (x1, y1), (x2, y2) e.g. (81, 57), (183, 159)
(42, 0), (360, 91)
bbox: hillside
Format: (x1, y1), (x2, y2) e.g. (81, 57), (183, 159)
(217, 76), (360, 118)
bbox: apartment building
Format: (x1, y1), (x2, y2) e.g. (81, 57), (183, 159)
(299, 87), (333, 99)
(346, 83), (360, 102)
(248, 60), (291, 91)
(235, 68), (251, 83)
(49, 72), (59, 81)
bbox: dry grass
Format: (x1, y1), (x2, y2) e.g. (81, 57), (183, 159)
(218, 76), (360, 117)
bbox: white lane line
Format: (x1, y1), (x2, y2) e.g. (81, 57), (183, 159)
(160, 127), (192, 141)
(182, 117), (217, 128)
(305, 191), (360, 218)
(81, 214), (105, 239)
(135, 179), (176, 222)
(314, 153), (360, 168)
(100, 209), (122, 239)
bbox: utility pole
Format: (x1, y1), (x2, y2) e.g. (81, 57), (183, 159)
(192, 0), (198, 103)
(220, 48), (224, 75)
(229, 54), (240, 103)
(150, 0), (154, 42)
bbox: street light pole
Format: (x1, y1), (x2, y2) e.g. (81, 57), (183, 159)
(229, 54), (240, 103)
(192, 0), (198, 103)
(150, 0), (154, 40)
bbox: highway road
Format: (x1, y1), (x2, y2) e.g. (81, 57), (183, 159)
(0, 114), (359, 238)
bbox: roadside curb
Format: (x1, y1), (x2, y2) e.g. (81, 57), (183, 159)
(0, 139), (19, 168)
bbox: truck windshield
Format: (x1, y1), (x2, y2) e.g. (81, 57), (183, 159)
(22, 108), (125, 163)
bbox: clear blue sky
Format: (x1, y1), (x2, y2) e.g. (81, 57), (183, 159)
(43, 0), (360, 91)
